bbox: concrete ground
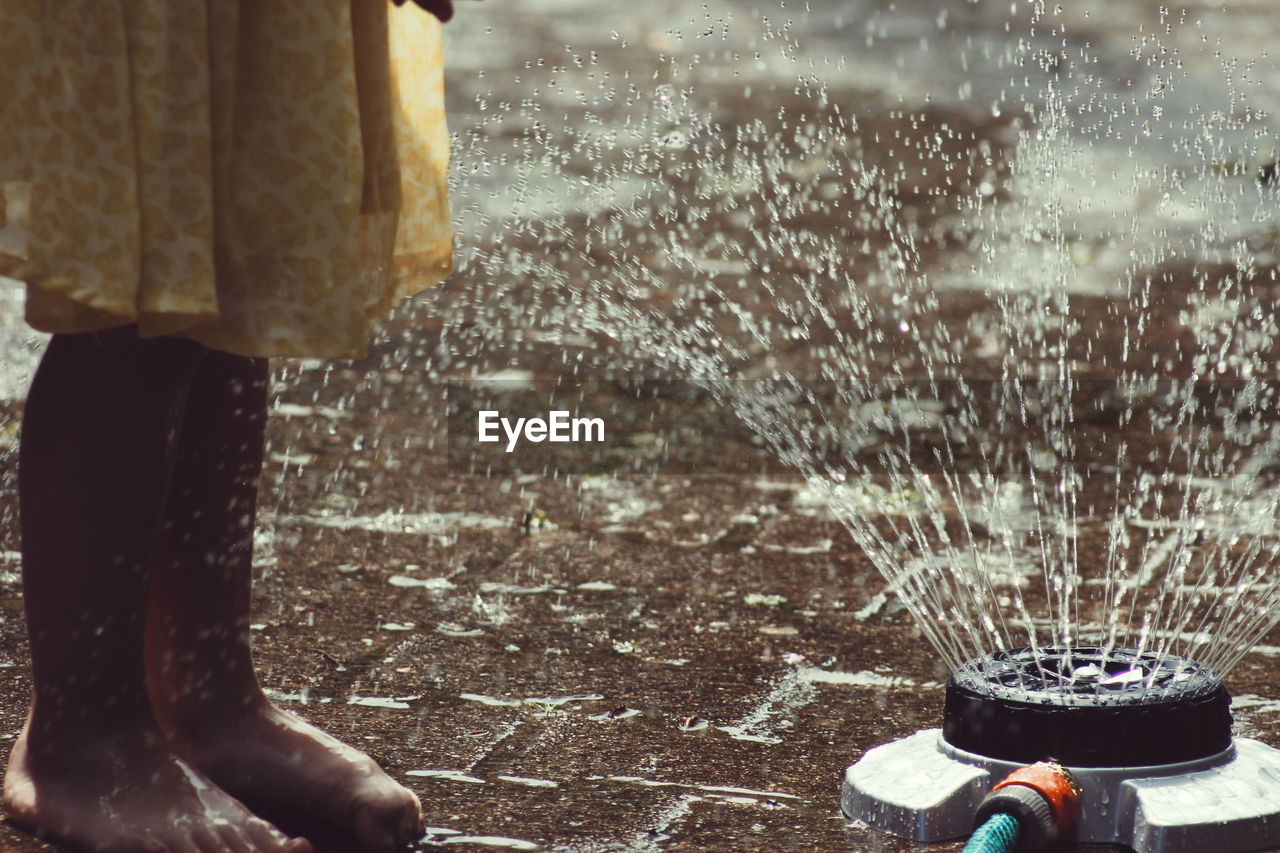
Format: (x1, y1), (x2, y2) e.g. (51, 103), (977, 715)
(1, 376), (1279, 852)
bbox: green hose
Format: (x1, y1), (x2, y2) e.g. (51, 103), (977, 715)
(962, 812), (1021, 853)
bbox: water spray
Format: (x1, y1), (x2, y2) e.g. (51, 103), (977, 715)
(843, 647), (1280, 852)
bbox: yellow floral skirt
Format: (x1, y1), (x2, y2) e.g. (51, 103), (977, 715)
(0, 2), (452, 359)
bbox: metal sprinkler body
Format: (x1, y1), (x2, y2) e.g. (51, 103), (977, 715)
(842, 647), (1280, 853)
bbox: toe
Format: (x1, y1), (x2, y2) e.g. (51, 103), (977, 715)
(241, 819), (277, 851)
(397, 789), (425, 844)
(243, 817), (312, 853)
(215, 824), (254, 853)
(353, 803), (397, 851)
(163, 831), (205, 853)
(351, 784), (425, 850)
(191, 823), (234, 853)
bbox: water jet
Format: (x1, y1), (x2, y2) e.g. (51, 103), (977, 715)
(843, 647), (1280, 852)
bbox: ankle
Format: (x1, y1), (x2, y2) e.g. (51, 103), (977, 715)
(25, 690), (158, 741)
(156, 687), (273, 737)
(17, 717), (166, 775)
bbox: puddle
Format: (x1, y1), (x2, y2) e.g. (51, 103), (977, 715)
(460, 693), (524, 708)
(801, 668), (918, 689)
(852, 592), (889, 621)
(437, 836), (540, 850)
(1232, 694), (1280, 714)
(479, 582), (555, 594)
(407, 769), (487, 785)
(793, 478), (925, 519)
(271, 402), (351, 420)
(348, 695), (420, 710)
(742, 593), (787, 607)
(715, 726), (782, 745)
(389, 575), (456, 590)
(525, 693), (605, 708)
(438, 623), (485, 638)
(578, 477), (662, 524)
(761, 539), (834, 555)
(496, 775), (560, 788)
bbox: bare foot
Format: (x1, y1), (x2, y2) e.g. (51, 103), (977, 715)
(165, 701), (424, 852)
(3, 717), (313, 853)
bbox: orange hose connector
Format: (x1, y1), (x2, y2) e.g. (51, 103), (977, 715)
(990, 761), (1082, 837)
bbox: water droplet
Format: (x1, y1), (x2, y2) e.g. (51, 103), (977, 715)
(660, 128), (690, 149)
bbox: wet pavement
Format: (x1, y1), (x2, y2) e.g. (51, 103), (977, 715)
(0, 384), (1278, 853)
(3, 0), (1280, 851)
(0, 400), (1086, 853)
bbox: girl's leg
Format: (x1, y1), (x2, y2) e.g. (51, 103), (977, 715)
(144, 350), (269, 722)
(2, 326), (311, 853)
(145, 350), (424, 852)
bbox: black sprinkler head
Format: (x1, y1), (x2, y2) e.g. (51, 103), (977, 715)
(942, 646), (1232, 767)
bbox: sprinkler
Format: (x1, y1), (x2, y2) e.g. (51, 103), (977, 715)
(842, 647), (1280, 853)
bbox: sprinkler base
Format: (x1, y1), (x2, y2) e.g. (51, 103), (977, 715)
(842, 729), (1280, 853)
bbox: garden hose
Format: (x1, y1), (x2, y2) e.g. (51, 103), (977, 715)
(964, 812), (1021, 852)
(962, 762), (1081, 853)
